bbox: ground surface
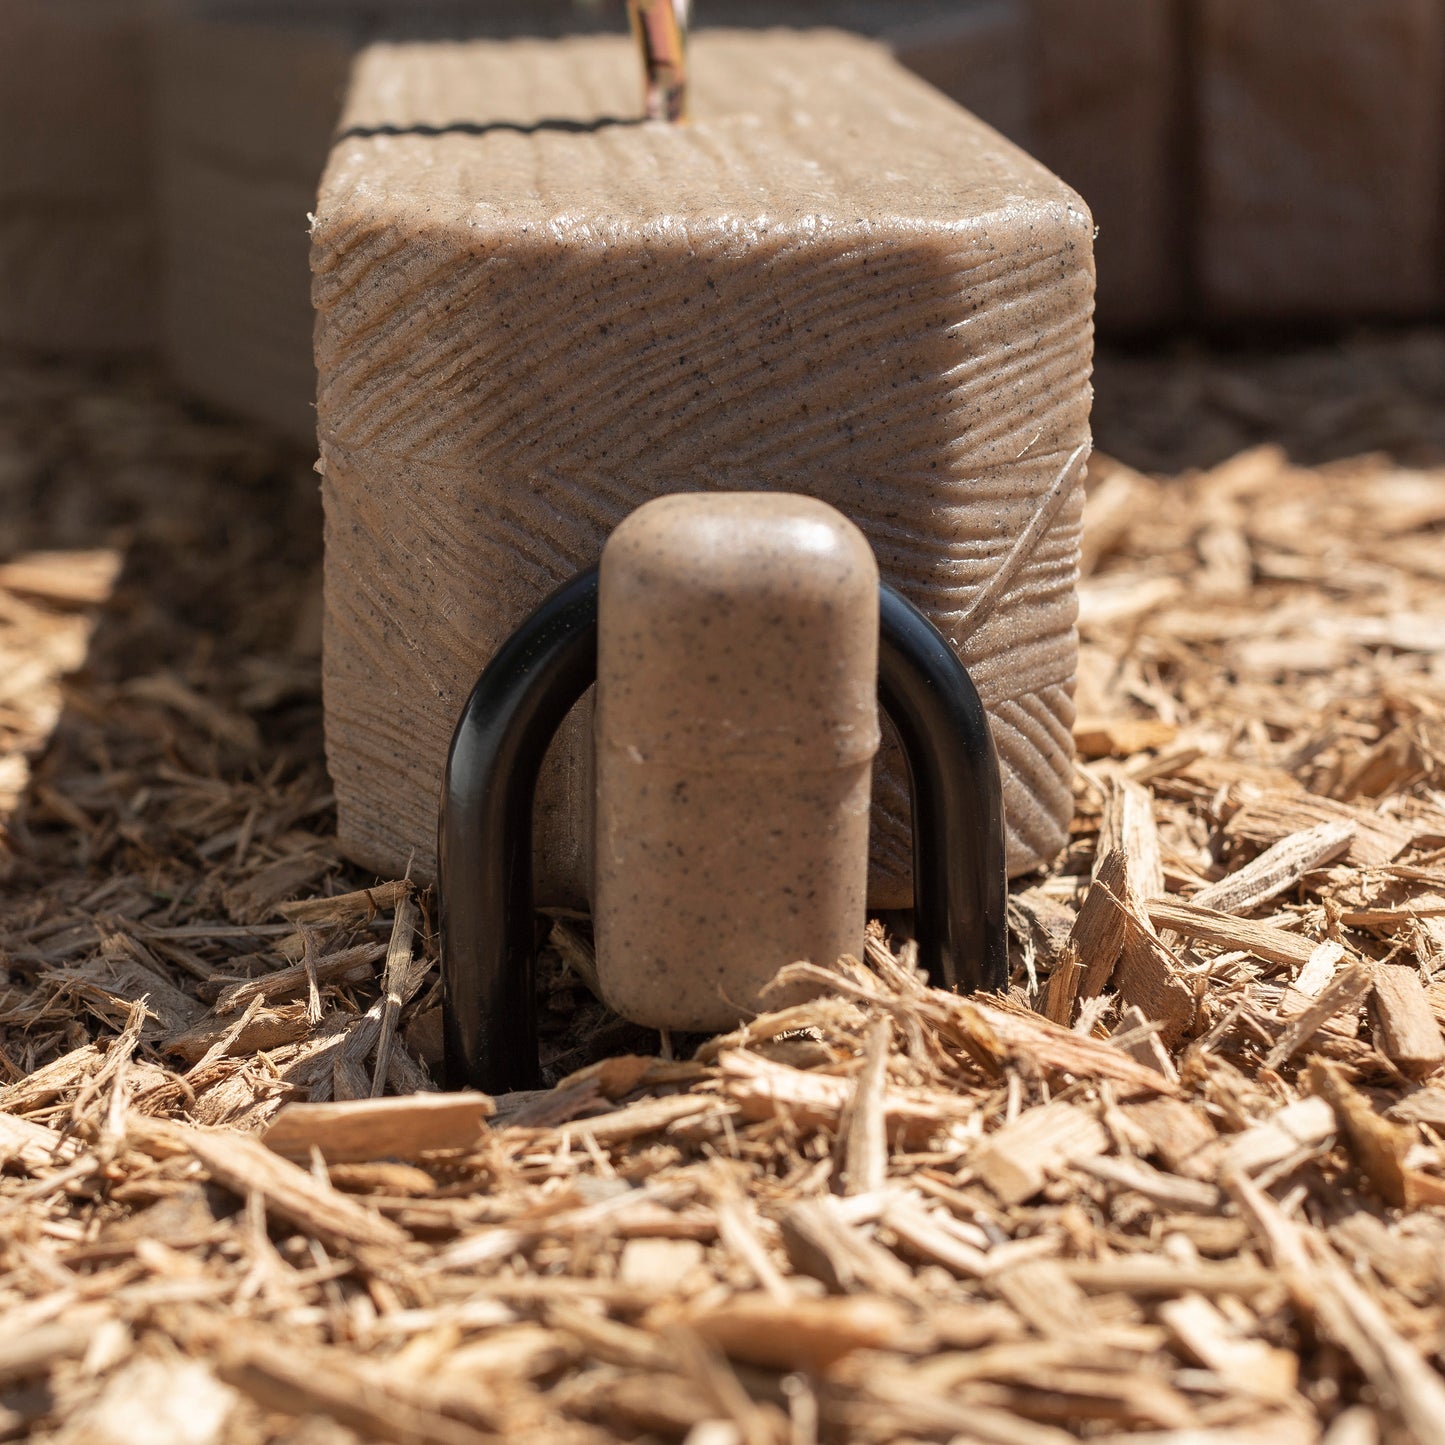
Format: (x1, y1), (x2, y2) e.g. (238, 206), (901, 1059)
(1, 335), (1444, 1443)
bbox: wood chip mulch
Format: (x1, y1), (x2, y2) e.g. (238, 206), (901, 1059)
(2, 335), (1445, 1444)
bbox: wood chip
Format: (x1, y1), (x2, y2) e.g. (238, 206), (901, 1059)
(1097, 773), (1166, 901)
(1109, 891), (1199, 1044)
(0, 548), (123, 605)
(212, 941), (386, 1014)
(1369, 964), (1445, 1078)
(1145, 897), (1318, 967)
(262, 1093), (494, 1163)
(1075, 716), (1179, 760)
(0, 1323), (92, 1386)
(1309, 1059), (1413, 1207)
(219, 1337), (495, 1445)
(685, 1293), (907, 1373)
(1264, 961), (1375, 1069)
(1109, 1005), (1178, 1081)
(277, 880), (410, 924)
(1190, 821), (1356, 914)
(183, 1127), (409, 1250)
(1072, 847), (1130, 1000)
(1223, 1096), (1337, 1178)
(1280, 938), (1348, 1015)
(0, 1112), (79, 1172)
(972, 1101), (1110, 1206)
(842, 1018), (890, 1195)
(1159, 1292), (1298, 1402)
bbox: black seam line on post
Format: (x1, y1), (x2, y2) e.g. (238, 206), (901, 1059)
(439, 567), (1009, 1095)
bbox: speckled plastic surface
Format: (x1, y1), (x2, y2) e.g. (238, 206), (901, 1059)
(595, 494), (879, 1029)
(313, 29), (1094, 904)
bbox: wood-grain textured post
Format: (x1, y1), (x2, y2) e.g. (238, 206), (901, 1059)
(312, 29), (1094, 905)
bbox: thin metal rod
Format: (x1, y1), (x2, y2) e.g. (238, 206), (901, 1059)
(439, 569), (598, 1094)
(627, 0), (689, 122)
(440, 569), (1008, 1094)
(878, 582), (1009, 995)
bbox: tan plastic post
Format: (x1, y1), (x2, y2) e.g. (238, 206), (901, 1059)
(594, 493), (880, 1031)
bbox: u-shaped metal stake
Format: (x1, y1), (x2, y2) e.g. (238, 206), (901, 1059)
(439, 567), (1008, 1094)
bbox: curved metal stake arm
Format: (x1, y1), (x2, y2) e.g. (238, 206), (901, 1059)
(440, 569), (1008, 1095)
(439, 568), (599, 1095)
(878, 583), (1008, 996)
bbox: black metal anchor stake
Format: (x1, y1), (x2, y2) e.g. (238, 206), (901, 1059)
(439, 567), (1008, 1095)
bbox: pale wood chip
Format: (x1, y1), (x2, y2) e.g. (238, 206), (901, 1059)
(0, 1323), (92, 1386)
(1280, 938), (1348, 1014)
(1072, 847), (1130, 1000)
(618, 1237), (706, 1292)
(972, 1101), (1110, 1206)
(69, 1355), (238, 1445)
(1223, 1096), (1337, 1178)
(780, 1196), (918, 1298)
(262, 1093), (494, 1163)
(1079, 1155), (1222, 1213)
(842, 1018), (890, 1196)
(1369, 963), (1445, 1078)
(1265, 961), (1374, 1069)
(991, 1258), (1101, 1338)
(219, 1337), (496, 1445)
(1191, 820), (1356, 914)
(1122, 1097), (1219, 1179)
(1075, 715), (1179, 760)
(370, 890), (426, 1095)
(1098, 772), (1166, 901)
(1079, 462), (1153, 576)
(718, 1049), (969, 1143)
(1145, 897), (1318, 967)
(554, 1091), (720, 1145)
(1224, 795), (1415, 868)
(277, 880), (410, 924)
(882, 1194), (1003, 1278)
(1159, 1292), (1298, 1402)
(685, 1292), (907, 1373)
(0, 1111), (80, 1172)
(946, 997), (1180, 1095)
(183, 1126), (409, 1250)
(213, 941), (385, 1014)
(0, 548), (122, 605)
(1061, 1258), (1279, 1298)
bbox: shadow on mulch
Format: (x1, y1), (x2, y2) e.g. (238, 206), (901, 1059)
(0, 349), (675, 1086)
(1094, 326), (1445, 475)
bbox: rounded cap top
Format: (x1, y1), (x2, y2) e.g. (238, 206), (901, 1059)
(598, 492), (880, 770)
